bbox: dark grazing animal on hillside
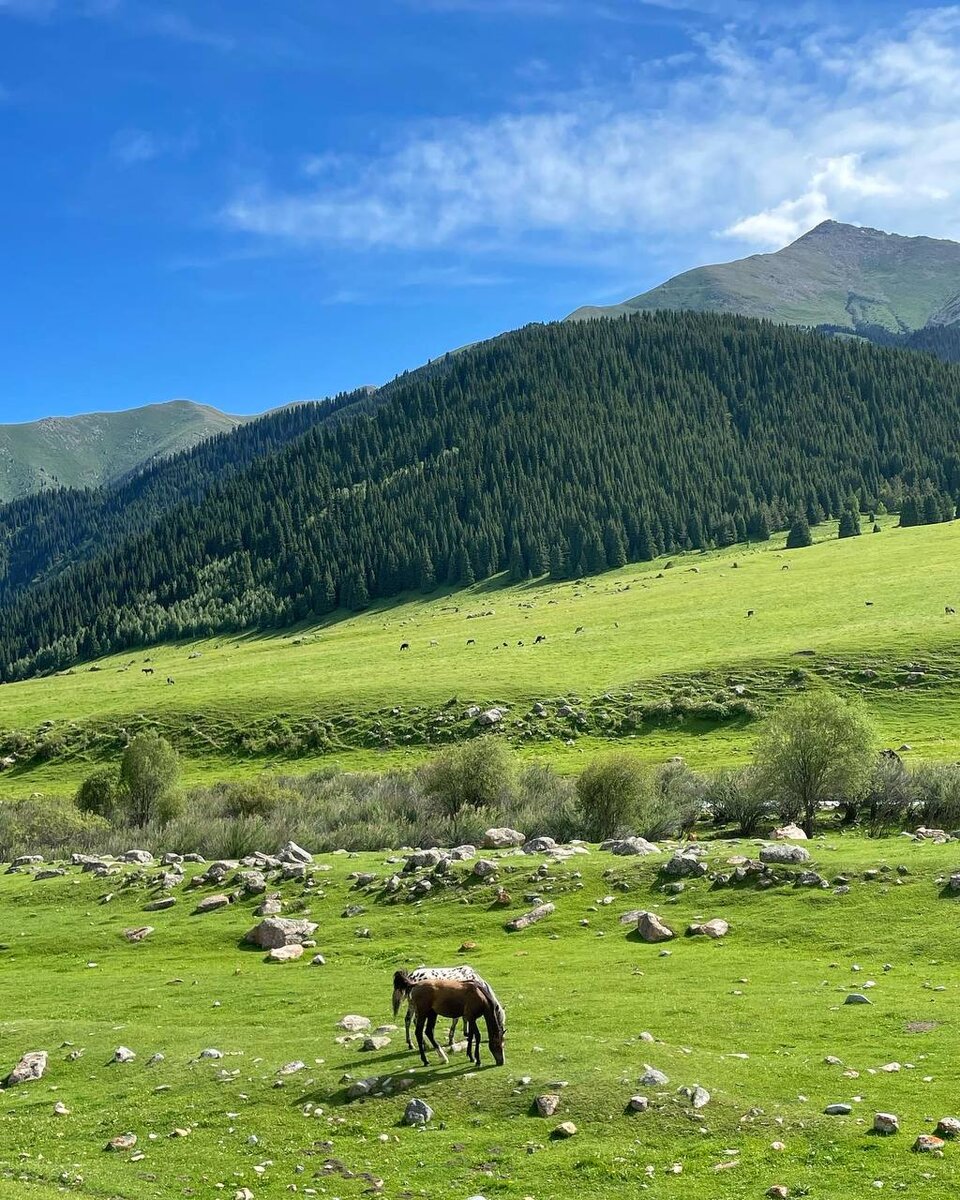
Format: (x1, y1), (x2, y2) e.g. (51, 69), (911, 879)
(947, 606), (956, 615)
(400, 642), (410, 651)
(142, 667), (154, 675)
(393, 971), (505, 1067)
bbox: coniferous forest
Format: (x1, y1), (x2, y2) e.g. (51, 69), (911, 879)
(3, 309), (960, 681)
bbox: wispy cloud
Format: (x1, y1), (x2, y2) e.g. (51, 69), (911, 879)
(223, 6), (960, 261)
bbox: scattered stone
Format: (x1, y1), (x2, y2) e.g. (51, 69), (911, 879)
(771, 823), (807, 840)
(200, 1048), (223, 1059)
(662, 851), (707, 879)
(628, 1095), (649, 1112)
(267, 944), (303, 962)
(678, 1085), (710, 1109)
(914, 1134), (945, 1153)
(473, 859), (498, 878)
(601, 837), (660, 856)
(639, 1065), (669, 1087)
(845, 994), (872, 1005)
(278, 1060), (306, 1075)
(637, 912), (674, 943)
(482, 828), (525, 849)
(522, 836), (557, 854)
(403, 1098), (434, 1125)
(535, 1094), (561, 1117)
(53, 1101), (70, 1115)
(936, 1117), (960, 1138)
(113, 1046), (136, 1063)
(767, 1187), (790, 1199)
(687, 919), (729, 939)
(505, 902), (555, 932)
(194, 893), (231, 913)
(279, 840), (313, 864)
(339, 1015), (372, 1032)
(361, 1036), (391, 1051)
(310, 954), (326, 966)
(873, 1112), (899, 1135)
(825, 1103), (853, 1115)
(551, 1121), (577, 1138)
(759, 844), (811, 864)
(105, 1132), (138, 1151)
(244, 917), (318, 949)
(123, 926), (154, 942)
(120, 849), (153, 864)
(3, 1051), (47, 1087)
(143, 897), (177, 911)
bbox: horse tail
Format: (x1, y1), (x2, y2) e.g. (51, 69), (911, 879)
(392, 970), (414, 1017)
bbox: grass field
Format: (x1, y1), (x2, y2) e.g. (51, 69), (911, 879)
(3, 834), (960, 1199)
(4, 518), (960, 799)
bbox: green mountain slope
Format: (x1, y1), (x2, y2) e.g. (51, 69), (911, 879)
(0, 399), (247, 502)
(568, 221), (960, 336)
(4, 310), (960, 681)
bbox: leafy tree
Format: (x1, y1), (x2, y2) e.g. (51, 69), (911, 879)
(575, 754), (650, 841)
(117, 732), (181, 826)
(750, 694), (875, 836)
(420, 739), (514, 819)
(75, 767), (118, 819)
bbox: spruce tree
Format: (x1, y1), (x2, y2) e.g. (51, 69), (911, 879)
(786, 515), (812, 549)
(838, 509), (861, 538)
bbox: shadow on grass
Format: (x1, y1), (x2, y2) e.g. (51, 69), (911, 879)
(295, 1056), (484, 1110)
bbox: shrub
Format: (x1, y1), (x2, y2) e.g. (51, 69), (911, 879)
(75, 766), (118, 818)
(117, 732), (181, 826)
(220, 776), (285, 818)
(0, 796), (109, 860)
(419, 739), (515, 819)
(751, 693), (875, 835)
(575, 754), (650, 841)
(708, 768), (770, 835)
(912, 763), (960, 831)
(650, 761), (707, 838)
(864, 754), (916, 837)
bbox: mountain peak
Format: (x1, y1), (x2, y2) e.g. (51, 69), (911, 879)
(567, 220), (960, 334)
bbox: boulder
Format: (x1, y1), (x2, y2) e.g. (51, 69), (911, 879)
(403, 1098), (434, 1125)
(278, 840), (312, 864)
(535, 1094), (561, 1117)
(662, 852), (707, 878)
(601, 837), (660, 856)
(844, 993), (871, 1005)
(476, 708), (503, 726)
(195, 893), (231, 913)
(936, 1117), (960, 1138)
(267, 944), (304, 962)
(346, 1076), (379, 1100)
(3, 1051), (47, 1087)
(551, 1121), (577, 1138)
(873, 1112), (899, 1135)
(482, 827), (525, 849)
(678, 1085), (710, 1109)
(636, 913), (674, 943)
(505, 902), (555, 932)
(403, 848), (443, 872)
(639, 1065), (669, 1086)
(361, 1035), (391, 1051)
(759, 843), (811, 864)
(473, 859), (498, 878)
(914, 1134), (945, 1153)
(244, 917), (318, 949)
(120, 849), (153, 864)
(628, 1095), (649, 1112)
(143, 897), (176, 911)
(122, 926), (153, 943)
(824, 1103), (852, 1115)
(522, 836), (557, 854)
(687, 918), (729, 939)
(339, 1015), (372, 1032)
(771, 823), (807, 840)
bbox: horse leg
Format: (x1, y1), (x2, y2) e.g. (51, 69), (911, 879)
(448, 1017), (459, 1047)
(405, 1002), (414, 1050)
(425, 1013), (449, 1064)
(415, 1013), (429, 1067)
(468, 1016), (481, 1065)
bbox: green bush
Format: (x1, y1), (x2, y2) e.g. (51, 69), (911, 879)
(419, 739), (515, 819)
(575, 754), (651, 841)
(865, 755), (916, 837)
(912, 763), (960, 831)
(117, 732), (181, 827)
(220, 776), (285, 818)
(707, 769), (770, 835)
(75, 766), (118, 818)
(0, 796), (109, 860)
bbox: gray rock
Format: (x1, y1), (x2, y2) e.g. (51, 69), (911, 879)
(936, 1117), (960, 1138)
(194, 893), (231, 913)
(278, 840), (313, 864)
(346, 1076), (379, 1100)
(473, 859), (498, 878)
(361, 1035), (391, 1051)
(535, 1093), (561, 1117)
(686, 918), (729, 938)
(601, 836), (660, 856)
(404, 848), (443, 872)
(639, 1065), (669, 1086)
(771, 823), (807, 840)
(105, 1132), (137, 1151)
(120, 849), (154, 864)
(552, 1121), (577, 1138)
(33, 868), (66, 881)
(3, 1050), (47, 1087)
(267, 944), (304, 962)
(143, 897), (177, 911)
(637, 912), (674, 943)
(759, 843), (811, 864)
(338, 1015), (372, 1032)
(403, 1098), (434, 1125)
(482, 827), (525, 849)
(522, 836), (557, 854)
(874, 1112), (899, 1135)
(113, 1046), (136, 1063)
(476, 707), (503, 726)
(844, 993), (872, 1005)
(914, 1133), (946, 1153)
(628, 1095), (649, 1111)
(662, 852), (707, 878)
(678, 1084), (710, 1109)
(505, 902), (555, 931)
(824, 1103), (852, 1115)
(310, 954), (326, 966)
(244, 917), (318, 949)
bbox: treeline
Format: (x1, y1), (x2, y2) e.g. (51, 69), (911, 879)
(4, 310), (960, 680)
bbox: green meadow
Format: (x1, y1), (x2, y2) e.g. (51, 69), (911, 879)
(3, 518), (960, 799)
(2, 836), (960, 1199)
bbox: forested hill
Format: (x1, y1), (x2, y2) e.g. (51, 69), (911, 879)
(0, 395), (363, 607)
(4, 310), (960, 680)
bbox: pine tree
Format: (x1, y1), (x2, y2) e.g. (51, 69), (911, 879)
(786, 515), (812, 549)
(838, 509), (861, 538)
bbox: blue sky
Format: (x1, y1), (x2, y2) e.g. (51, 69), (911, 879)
(2, 0), (960, 421)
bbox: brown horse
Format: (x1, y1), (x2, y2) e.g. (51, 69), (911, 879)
(393, 972), (505, 1067)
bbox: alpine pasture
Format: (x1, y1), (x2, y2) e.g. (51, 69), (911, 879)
(3, 836), (960, 1200)
(2, 519), (960, 800)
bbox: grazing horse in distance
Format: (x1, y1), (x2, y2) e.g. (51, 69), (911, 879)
(394, 973), (505, 1067)
(392, 965), (505, 1048)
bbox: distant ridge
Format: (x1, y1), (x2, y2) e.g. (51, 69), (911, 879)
(567, 221), (960, 340)
(0, 399), (247, 502)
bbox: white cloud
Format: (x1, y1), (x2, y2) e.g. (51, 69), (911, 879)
(224, 8), (960, 258)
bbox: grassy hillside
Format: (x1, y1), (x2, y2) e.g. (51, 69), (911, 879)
(2, 835), (960, 1199)
(3, 519), (960, 798)
(0, 400), (246, 502)
(568, 221), (960, 335)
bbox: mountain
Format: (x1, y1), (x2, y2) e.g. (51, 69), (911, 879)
(3, 310), (960, 681)
(567, 222), (960, 341)
(0, 399), (249, 502)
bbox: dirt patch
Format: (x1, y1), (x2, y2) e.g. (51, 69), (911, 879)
(905, 1021), (939, 1034)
